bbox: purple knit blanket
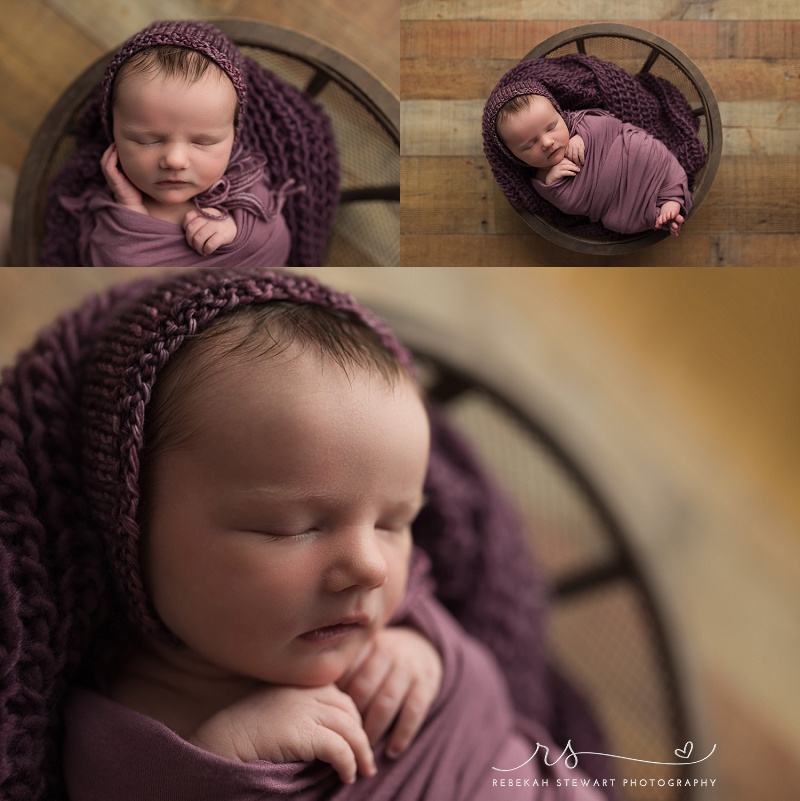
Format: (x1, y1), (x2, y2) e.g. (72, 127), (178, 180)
(39, 56), (339, 266)
(482, 54), (707, 240)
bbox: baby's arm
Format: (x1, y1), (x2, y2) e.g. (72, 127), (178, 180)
(337, 627), (443, 759)
(100, 143), (149, 216)
(189, 683), (376, 785)
(183, 208), (238, 256)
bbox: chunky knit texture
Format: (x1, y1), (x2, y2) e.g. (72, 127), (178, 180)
(482, 54), (707, 240)
(39, 20), (339, 265)
(0, 267), (610, 800)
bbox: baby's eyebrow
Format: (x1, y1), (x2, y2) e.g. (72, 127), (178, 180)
(118, 124), (166, 138)
(118, 124), (156, 133)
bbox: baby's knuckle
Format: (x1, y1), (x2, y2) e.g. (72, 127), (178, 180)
(402, 695), (428, 720)
(374, 691), (402, 714)
(337, 692), (361, 719)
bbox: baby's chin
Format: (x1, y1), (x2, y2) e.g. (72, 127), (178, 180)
(525, 153), (564, 170)
(287, 644), (371, 688)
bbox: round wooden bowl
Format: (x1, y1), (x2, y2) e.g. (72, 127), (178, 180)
(514, 23), (722, 255)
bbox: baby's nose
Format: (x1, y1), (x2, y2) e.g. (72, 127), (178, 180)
(160, 144), (189, 170)
(326, 527), (389, 592)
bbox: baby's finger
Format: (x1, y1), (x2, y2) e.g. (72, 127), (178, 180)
(205, 235), (221, 254)
(184, 217), (212, 255)
(362, 668), (412, 746)
(340, 649), (392, 715)
(183, 208), (201, 226)
(314, 707), (376, 783)
(185, 226), (201, 253)
(310, 728), (360, 785)
(385, 679), (434, 759)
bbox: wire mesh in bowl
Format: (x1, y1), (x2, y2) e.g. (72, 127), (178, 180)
(220, 20), (399, 266)
(10, 19), (399, 266)
(515, 23), (722, 255)
(411, 348), (704, 801)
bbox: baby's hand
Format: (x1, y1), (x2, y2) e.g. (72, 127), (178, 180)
(100, 143), (148, 215)
(337, 627), (442, 759)
(189, 684), (376, 785)
(542, 157), (581, 186)
(183, 208), (238, 256)
(565, 134), (585, 165)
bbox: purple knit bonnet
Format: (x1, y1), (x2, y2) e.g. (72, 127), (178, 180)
(482, 77), (574, 168)
(80, 267), (414, 641)
(100, 20), (270, 221)
(100, 20), (249, 140)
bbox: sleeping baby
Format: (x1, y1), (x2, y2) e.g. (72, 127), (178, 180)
(495, 91), (692, 237)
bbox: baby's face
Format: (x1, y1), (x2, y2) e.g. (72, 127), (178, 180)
(112, 66), (236, 207)
(142, 344), (429, 689)
(497, 95), (570, 169)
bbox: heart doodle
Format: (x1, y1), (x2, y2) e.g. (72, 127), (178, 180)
(675, 742), (693, 759)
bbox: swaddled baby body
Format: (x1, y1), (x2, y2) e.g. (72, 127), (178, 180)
(496, 93), (691, 236)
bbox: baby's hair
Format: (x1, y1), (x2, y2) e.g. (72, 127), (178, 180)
(495, 93), (535, 134)
(141, 301), (411, 466)
(112, 45), (239, 125)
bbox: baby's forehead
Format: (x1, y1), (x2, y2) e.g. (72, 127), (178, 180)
(115, 49), (236, 97)
(159, 328), (403, 408)
(157, 343), (409, 441)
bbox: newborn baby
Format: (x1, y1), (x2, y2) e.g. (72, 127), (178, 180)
(495, 92), (692, 236)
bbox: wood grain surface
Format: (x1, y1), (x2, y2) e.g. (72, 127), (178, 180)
(401, 5), (800, 265)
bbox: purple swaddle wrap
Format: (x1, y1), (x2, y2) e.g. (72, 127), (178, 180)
(0, 268), (613, 800)
(61, 180), (293, 267)
(532, 112), (693, 234)
(482, 54), (706, 240)
(63, 556), (606, 801)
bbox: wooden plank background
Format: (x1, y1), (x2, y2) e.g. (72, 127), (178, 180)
(401, 2), (800, 266)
